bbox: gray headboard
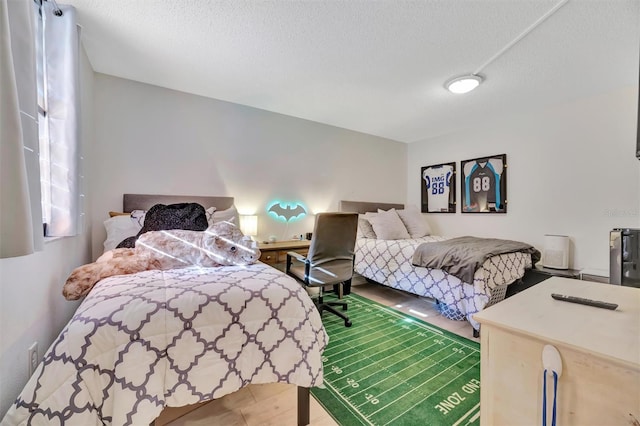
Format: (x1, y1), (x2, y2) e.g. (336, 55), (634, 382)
(123, 194), (234, 212)
(339, 200), (404, 214)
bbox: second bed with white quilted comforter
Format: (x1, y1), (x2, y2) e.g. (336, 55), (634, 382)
(354, 236), (532, 329)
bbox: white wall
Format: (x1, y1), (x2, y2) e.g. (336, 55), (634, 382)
(0, 48), (94, 416)
(407, 86), (640, 271)
(90, 74), (407, 259)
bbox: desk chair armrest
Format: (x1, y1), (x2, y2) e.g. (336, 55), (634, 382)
(287, 251), (307, 263)
(286, 251), (310, 279)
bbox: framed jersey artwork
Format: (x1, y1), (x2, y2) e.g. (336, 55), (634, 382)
(461, 153), (507, 213)
(421, 162), (456, 213)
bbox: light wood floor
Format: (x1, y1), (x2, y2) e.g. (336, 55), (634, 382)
(157, 279), (479, 426)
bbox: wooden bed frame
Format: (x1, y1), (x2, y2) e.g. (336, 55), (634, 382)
(339, 200), (404, 214)
(123, 193), (235, 212)
(122, 194), (311, 426)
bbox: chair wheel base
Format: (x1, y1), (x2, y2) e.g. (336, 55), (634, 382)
(345, 320), (352, 327)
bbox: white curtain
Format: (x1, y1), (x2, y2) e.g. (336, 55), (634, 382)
(38, 1), (80, 237)
(0, 0), (42, 258)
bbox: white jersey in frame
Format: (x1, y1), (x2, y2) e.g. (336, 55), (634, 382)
(423, 164), (454, 212)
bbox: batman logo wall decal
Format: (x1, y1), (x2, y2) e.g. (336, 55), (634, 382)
(267, 203), (307, 222)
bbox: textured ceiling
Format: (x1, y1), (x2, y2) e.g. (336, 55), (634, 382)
(65, 0), (639, 143)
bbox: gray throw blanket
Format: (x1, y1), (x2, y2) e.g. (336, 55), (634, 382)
(412, 236), (541, 283)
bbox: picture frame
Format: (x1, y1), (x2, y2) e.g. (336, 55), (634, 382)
(461, 153), (507, 213)
(421, 162), (456, 213)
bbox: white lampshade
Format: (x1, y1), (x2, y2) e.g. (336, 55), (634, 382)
(239, 215), (258, 237)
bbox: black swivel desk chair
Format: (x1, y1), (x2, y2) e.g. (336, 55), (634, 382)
(286, 212), (358, 327)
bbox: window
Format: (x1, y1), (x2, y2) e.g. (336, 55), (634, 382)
(34, 0), (81, 237)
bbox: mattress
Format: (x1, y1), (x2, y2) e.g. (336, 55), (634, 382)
(354, 236), (532, 329)
(3, 262), (328, 426)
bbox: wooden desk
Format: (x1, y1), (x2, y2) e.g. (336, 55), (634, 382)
(257, 240), (310, 271)
(474, 277), (640, 425)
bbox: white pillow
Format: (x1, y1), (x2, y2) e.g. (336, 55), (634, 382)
(368, 209), (410, 240)
(211, 205), (239, 225)
(357, 214), (377, 239)
(204, 206), (216, 225)
(396, 205), (431, 238)
(103, 215), (142, 252)
(363, 211), (377, 221)
(130, 209), (146, 227)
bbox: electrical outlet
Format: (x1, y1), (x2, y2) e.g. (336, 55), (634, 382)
(28, 342), (38, 377)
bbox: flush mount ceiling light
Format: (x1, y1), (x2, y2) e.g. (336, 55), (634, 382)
(445, 74), (483, 94)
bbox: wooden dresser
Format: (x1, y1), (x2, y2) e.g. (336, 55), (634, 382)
(474, 277), (640, 425)
(257, 240), (310, 271)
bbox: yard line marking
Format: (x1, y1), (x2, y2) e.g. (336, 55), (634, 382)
(334, 339), (444, 390)
(451, 402), (481, 426)
(364, 354), (471, 414)
(372, 358), (479, 421)
(376, 362), (480, 426)
(325, 323), (422, 361)
(327, 322), (450, 365)
(466, 408), (481, 424)
(326, 299), (475, 355)
(321, 377), (375, 426)
(368, 303), (481, 352)
(332, 337), (441, 377)
(322, 313), (417, 370)
(330, 305), (403, 331)
(328, 334), (435, 372)
(355, 344), (467, 403)
(349, 342), (457, 400)
(325, 298), (441, 332)
(326, 314), (395, 341)
(422, 361), (480, 399)
(326, 318), (415, 351)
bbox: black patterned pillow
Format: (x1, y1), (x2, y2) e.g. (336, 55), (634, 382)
(116, 203), (209, 248)
(131, 207), (216, 228)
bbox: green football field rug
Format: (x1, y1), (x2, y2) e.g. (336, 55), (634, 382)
(311, 293), (481, 426)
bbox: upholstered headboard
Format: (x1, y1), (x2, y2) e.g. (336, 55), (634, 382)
(123, 194), (234, 212)
(339, 200), (404, 214)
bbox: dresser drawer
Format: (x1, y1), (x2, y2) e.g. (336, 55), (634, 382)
(278, 249), (308, 260)
(259, 251), (279, 265)
(257, 241), (311, 272)
(259, 248), (308, 265)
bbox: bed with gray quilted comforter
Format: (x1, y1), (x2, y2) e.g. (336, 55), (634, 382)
(354, 236), (534, 330)
(412, 236), (541, 284)
(2, 263), (328, 426)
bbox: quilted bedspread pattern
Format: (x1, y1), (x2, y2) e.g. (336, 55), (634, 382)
(3, 263), (328, 426)
(354, 236), (532, 329)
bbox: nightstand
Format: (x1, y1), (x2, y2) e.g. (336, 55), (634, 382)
(534, 265), (581, 279)
(257, 240), (311, 272)
(506, 265), (581, 298)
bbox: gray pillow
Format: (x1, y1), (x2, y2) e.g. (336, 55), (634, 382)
(368, 209), (410, 240)
(396, 205), (431, 238)
(357, 215), (377, 239)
